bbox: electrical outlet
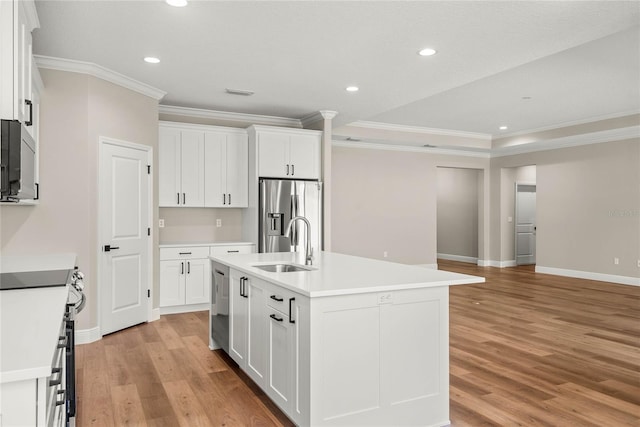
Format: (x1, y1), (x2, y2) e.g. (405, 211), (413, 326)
(637, 260), (640, 268)
(383, 251), (388, 258)
(508, 216), (513, 223)
(216, 219), (222, 227)
(159, 219), (164, 228)
(614, 257), (619, 265)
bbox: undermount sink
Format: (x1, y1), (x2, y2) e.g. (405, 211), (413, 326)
(253, 263), (312, 273)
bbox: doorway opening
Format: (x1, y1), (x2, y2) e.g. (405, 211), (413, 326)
(500, 165), (537, 266)
(436, 167), (482, 264)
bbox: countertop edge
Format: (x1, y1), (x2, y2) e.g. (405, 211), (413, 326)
(160, 241), (254, 248)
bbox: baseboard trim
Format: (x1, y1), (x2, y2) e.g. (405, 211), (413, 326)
(160, 303), (209, 315)
(477, 259), (517, 268)
(535, 266), (640, 286)
(75, 326), (101, 345)
(437, 253), (478, 264)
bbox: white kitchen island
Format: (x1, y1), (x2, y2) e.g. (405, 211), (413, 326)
(210, 251), (484, 427)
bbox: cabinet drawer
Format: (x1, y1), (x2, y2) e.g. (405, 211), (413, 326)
(210, 245), (254, 256)
(160, 246), (210, 260)
(266, 286), (299, 315)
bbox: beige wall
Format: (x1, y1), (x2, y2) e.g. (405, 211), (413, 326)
(0, 69), (159, 330)
(491, 138), (639, 277)
(437, 167), (480, 258)
(159, 208), (243, 243)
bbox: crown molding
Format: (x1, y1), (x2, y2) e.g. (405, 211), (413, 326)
(159, 105), (302, 128)
(332, 140), (491, 158)
(496, 109), (640, 139)
(300, 110), (339, 128)
(491, 125), (640, 158)
(348, 120), (492, 141)
(159, 120), (248, 134)
(34, 55), (167, 100)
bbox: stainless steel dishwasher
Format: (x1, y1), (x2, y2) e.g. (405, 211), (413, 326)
(210, 261), (230, 353)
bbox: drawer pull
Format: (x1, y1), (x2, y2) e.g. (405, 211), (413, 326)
(227, 250), (239, 253)
(270, 314), (283, 322)
(179, 252), (192, 255)
(289, 297), (296, 324)
(270, 295), (284, 302)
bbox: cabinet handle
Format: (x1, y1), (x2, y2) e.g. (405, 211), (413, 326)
(179, 252), (192, 255)
(289, 297), (296, 324)
(56, 390), (66, 406)
(183, 193), (186, 204)
(228, 193), (231, 205)
(270, 295), (284, 302)
(227, 250), (239, 253)
(270, 314), (283, 322)
(240, 277), (245, 297)
(25, 99), (33, 126)
(187, 261), (190, 274)
(181, 262), (184, 275)
(223, 194), (226, 205)
(291, 164), (295, 176)
(286, 164), (290, 175)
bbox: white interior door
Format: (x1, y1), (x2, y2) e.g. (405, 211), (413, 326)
(515, 183), (536, 265)
(100, 139), (150, 335)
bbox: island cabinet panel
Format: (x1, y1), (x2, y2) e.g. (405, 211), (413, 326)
(307, 286), (450, 427)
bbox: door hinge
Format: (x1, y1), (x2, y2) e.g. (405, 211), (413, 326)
(148, 227), (151, 236)
(147, 165), (151, 174)
(147, 289), (151, 298)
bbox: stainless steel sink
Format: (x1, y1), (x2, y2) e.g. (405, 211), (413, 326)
(253, 263), (312, 273)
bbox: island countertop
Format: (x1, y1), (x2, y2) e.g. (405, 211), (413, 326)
(210, 251), (484, 297)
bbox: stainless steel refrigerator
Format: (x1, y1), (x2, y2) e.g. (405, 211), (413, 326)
(259, 179), (322, 256)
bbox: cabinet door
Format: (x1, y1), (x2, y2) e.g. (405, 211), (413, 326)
(159, 127), (182, 207)
(204, 131), (226, 207)
(257, 132), (289, 178)
(246, 279), (267, 387)
(180, 130), (205, 207)
(184, 258), (210, 304)
(225, 133), (248, 207)
(266, 306), (294, 413)
(229, 273), (248, 367)
(17, 2), (32, 125)
(289, 133), (320, 179)
(159, 260), (185, 307)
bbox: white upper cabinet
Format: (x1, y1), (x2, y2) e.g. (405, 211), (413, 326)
(250, 125), (322, 180)
(159, 122), (249, 208)
(0, 0), (38, 123)
(159, 126), (205, 207)
(204, 129), (248, 207)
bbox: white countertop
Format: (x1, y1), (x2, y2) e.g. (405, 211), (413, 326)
(0, 253), (76, 383)
(210, 251), (484, 297)
(160, 241), (254, 248)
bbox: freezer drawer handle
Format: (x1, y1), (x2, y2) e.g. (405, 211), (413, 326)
(270, 295), (284, 302)
(270, 314), (283, 322)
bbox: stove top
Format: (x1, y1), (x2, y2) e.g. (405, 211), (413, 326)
(0, 269), (73, 291)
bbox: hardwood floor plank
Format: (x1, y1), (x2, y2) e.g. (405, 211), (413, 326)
(111, 383), (148, 427)
(162, 379), (217, 427)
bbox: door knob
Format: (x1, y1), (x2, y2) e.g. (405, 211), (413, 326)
(103, 245), (120, 252)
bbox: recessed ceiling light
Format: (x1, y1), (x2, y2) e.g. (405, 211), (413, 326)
(166, 0), (187, 7)
(418, 48), (437, 57)
(144, 57), (160, 64)
(346, 86), (359, 92)
(499, 126), (508, 130)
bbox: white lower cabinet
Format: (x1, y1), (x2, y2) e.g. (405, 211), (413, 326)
(159, 247), (210, 312)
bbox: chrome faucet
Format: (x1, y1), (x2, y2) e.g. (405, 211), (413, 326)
(285, 216), (313, 265)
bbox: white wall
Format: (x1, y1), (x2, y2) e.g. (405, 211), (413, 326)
(0, 69), (159, 330)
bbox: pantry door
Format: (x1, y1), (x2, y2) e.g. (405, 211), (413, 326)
(99, 138), (152, 335)
(515, 183), (537, 265)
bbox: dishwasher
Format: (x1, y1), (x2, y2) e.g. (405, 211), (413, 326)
(210, 261), (230, 353)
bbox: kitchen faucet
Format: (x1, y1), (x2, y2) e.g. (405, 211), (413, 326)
(285, 216), (313, 265)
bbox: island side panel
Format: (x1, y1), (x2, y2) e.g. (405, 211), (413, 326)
(308, 285), (450, 427)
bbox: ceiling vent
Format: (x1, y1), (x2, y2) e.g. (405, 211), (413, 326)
(225, 88), (254, 96)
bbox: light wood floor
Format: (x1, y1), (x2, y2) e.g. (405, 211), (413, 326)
(76, 261), (640, 426)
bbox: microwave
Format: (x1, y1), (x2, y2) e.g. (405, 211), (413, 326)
(1, 119), (37, 201)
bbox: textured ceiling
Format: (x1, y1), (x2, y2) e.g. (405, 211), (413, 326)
(33, 1), (640, 136)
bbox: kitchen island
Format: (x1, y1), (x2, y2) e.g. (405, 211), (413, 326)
(210, 251), (484, 427)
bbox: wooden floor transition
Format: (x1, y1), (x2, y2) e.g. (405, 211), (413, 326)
(76, 261), (640, 426)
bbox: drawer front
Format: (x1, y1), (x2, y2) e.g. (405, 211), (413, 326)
(266, 285), (298, 315)
(160, 246), (210, 260)
(210, 244), (254, 256)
